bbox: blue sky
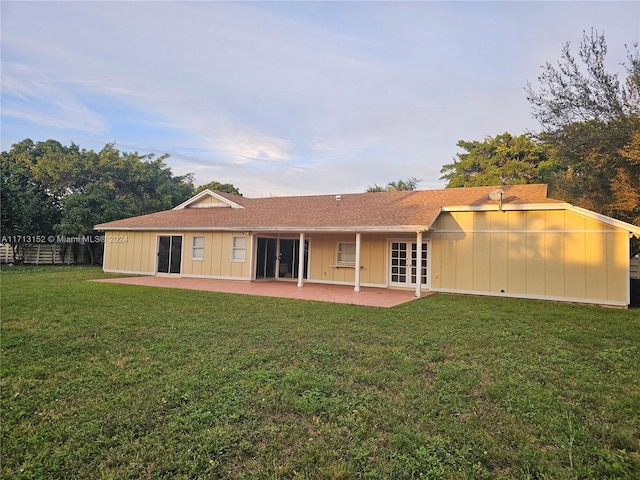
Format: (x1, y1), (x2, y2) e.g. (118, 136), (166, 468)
(2, 1), (638, 197)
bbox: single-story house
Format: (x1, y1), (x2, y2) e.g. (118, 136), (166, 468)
(95, 184), (640, 307)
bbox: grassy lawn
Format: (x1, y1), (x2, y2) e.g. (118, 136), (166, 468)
(1, 266), (639, 479)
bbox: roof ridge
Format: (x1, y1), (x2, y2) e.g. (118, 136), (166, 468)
(239, 183), (549, 201)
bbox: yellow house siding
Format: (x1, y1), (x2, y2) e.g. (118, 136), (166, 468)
(306, 234), (387, 286)
(544, 232), (564, 297)
(309, 234), (355, 284)
(363, 235), (387, 285)
(607, 232), (628, 302)
(455, 231), (474, 291)
(585, 232), (607, 301)
(564, 232), (586, 299)
(507, 232), (526, 293)
(103, 231), (155, 274)
(219, 234), (232, 278)
(181, 232), (250, 279)
(308, 237), (324, 282)
(190, 195), (229, 207)
(103, 231), (250, 279)
(473, 231), (491, 289)
(358, 237), (372, 284)
(524, 232), (543, 295)
(186, 234), (202, 277)
(489, 232), (508, 292)
(439, 236), (457, 288)
(430, 209), (630, 305)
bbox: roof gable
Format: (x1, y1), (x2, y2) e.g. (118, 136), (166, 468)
(568, 205), (640, 237)
(173, 189), (244, 210)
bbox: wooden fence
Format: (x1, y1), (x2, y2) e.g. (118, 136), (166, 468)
(0, 243), (90, 265)
(632, 258), (640, 280)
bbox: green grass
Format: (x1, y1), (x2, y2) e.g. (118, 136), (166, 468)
(1, 266), (639, 479)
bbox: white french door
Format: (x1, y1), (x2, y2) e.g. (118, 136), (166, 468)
(390, 241), (429, 288)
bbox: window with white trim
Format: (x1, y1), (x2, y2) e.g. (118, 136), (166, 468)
(191, 236), (204, 260)
(232, 236), (246, 262)
(337, 242), (356, 266)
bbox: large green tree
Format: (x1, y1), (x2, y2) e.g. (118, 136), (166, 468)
(196, 181), (242, 196)
(526, 30), (639, 225)
(0, 146), (61, 263)
(440, 133), (553, 188)
(1, 139), (196, 264)
(94, 144), (196, 216)
(526, 30), (639, 129)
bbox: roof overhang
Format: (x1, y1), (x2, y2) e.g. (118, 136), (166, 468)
(567, 205), (640, 238)
(441, 203), (572, 212)
(95, 225), (432, 234)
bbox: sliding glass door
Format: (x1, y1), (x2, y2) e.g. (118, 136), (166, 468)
(157, 235), (182, 274)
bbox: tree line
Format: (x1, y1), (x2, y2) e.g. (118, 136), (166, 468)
(0, 140), (240, 264)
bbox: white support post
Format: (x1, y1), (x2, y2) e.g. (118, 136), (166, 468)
(248, 233), (255, 281)
(297, 233), (305, 287)
(354, 232), (361, 292)
(275, 237), (281, 279)
(415, 231), (423, 298)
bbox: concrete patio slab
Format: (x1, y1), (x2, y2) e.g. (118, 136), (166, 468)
(93, 276), (431, 308)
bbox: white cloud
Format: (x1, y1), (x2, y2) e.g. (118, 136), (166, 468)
(204, 130), (293, 165)
(2, 61), (108, 135)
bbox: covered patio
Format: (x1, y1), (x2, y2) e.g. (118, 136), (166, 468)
(94, 276), (432, 308)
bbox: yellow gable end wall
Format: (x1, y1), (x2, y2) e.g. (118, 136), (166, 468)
(429, 210), (629, 306)
(189, 196), (228, 207)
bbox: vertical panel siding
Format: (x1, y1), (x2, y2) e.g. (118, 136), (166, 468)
(564, 232), (586, 299)
(429, 210), (630, 305)
(308, 236), (324, 281)
(359, 237), (372, 285)
(211, 233), (224, 275)
(190, 196), (228, 207)
(607, 232), (628, 303)
(455, 231), (474, 290)
(472, 231), (491, 289)
(191, 232), (249, 279)
(103, 231), (251, 279)
(103, 231), (155, 274)
(525, 231), (545, 296)
(507, 232), (527, 293)
(430, 232), (443, 288)
(306, 234), (387, 286)
(544, 232), (565, 297)
(366, 235), (387, 285)
(489, 231), (508, 292)
(141, 233), (155, 273)
(585, 232), (606, 301)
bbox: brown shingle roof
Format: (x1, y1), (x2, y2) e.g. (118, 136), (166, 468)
(95, 184), (563, 232)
